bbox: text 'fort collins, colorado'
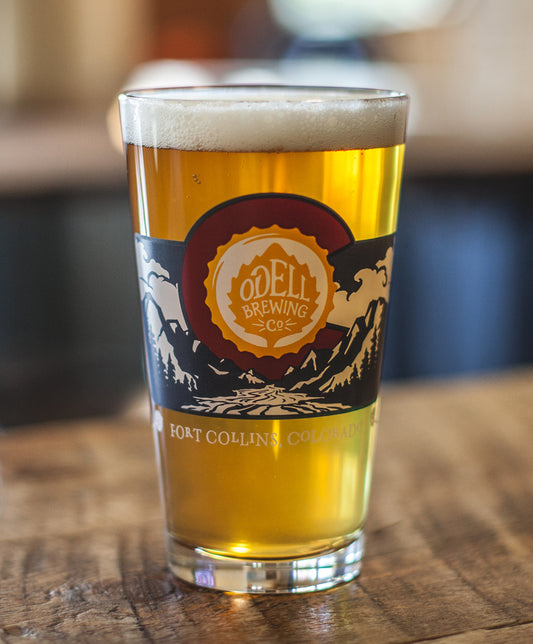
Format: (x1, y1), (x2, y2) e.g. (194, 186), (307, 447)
(168, 422), (363, 448)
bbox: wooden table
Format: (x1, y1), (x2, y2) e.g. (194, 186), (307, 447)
(1, 370), (532, 642)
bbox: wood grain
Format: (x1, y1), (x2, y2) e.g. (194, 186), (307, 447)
(0, 370), (532, 643)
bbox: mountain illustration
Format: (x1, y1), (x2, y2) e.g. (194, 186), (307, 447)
(136, 238), (239, 404)
(135, 234), (393, 416)
(288, 298), (386, 407)
(238, 370), (265, 385)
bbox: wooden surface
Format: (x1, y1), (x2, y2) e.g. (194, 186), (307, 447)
(0, 369), (532, 642)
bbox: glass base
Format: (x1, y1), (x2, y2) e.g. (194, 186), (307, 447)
(167, 531), (364, 594)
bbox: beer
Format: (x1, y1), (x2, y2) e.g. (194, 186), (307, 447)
(119, 87), (408, 592)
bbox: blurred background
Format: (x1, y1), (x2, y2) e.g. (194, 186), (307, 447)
(1, 0), (532, 426)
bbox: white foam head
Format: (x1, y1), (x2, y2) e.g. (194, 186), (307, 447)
(119, 86), (408, 152)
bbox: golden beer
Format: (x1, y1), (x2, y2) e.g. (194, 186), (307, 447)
(120, 87), (408, 592)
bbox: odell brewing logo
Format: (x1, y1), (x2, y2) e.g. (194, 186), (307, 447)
(204, 225), (335, 358)
(134, 193), (395, 417)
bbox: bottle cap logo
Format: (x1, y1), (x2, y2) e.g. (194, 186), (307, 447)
(181, 193), (355, 380)
(205, 226), (335, 358)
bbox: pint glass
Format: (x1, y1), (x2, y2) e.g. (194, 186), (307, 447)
(119, 86), (408, 593)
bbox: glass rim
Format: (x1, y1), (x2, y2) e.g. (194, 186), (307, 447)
(119, 84), (409, 105)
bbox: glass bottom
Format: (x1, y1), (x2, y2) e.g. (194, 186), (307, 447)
(167, 531), (364, 594)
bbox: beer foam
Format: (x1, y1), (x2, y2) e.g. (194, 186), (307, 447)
(119, 86), (408, 152)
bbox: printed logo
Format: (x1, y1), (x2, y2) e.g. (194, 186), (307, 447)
(135, 193), (394, 418)
(204, 226), (335, 358)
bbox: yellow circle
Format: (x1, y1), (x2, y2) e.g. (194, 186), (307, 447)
(204, 226), (336, 358)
